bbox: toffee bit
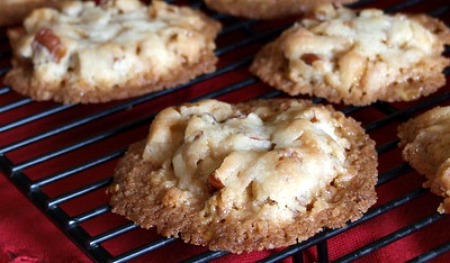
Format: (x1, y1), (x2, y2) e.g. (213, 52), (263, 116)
(34, 27), (67, 63)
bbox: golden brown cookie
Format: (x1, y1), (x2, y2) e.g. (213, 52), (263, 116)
(0, 0), (57, 26)
(5, 0), (221, 104)
(109, 99), (378, 253)
(203, 0), (356, 20)
(398, 106), (450, 214)
(250, 4), (450, 106)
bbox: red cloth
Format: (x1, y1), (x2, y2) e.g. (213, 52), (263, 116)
(0, 172), (90, 263)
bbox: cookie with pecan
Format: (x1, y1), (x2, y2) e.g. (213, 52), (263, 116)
(250, 4), (450, 105)
(109, 99), (378, 253)
(5, 0), (221, 103)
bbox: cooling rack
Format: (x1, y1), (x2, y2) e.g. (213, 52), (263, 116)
(1, 0), (449, 262)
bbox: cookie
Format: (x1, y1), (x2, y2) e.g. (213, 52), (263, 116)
(250, 4), (450, 106)
(0, 0), (57, 26)
(109, 99), (378, 253)
(203, 0), (356, 20)
(398, 106), (450, 214)
(5, 0), (221, 104)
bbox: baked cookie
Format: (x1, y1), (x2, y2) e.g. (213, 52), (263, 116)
(109, 99), (378, 253)
(398, 106), (450, 214)
(0, 0), (57, 26)
(203, 0), (357, 20)
(250, 4), (450, 106)
(5, 0), (221, 104)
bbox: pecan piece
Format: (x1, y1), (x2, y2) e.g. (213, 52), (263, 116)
(208, 172), (225, 190)
(301, 53), (320, 65)
(34, 27), (67, 63)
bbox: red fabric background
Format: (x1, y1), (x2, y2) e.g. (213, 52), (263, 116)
(0, 171), (89, 263)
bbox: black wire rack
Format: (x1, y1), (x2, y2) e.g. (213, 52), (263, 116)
(1, 0), (450, 262)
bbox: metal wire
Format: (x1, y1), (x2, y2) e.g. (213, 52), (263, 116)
(334, 213), (446, 263)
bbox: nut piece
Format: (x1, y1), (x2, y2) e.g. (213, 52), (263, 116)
(33, 27), (66, 63)
(208, 172), (225, 190)
(301, 53), (320, 65)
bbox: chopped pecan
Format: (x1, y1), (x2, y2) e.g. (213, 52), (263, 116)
(208, 172), (225, 190)
(301, 53), (320, 65)
(34, 27), (67, 63)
